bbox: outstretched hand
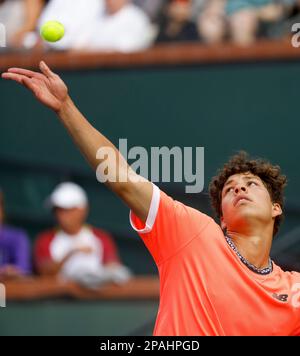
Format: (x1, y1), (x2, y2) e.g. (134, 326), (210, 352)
(1, 61), (69, 112)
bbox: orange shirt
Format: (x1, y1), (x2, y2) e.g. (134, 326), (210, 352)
(130, 186), (300, 336)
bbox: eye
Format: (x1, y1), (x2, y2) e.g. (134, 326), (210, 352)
(248, 181), (258, 187)
(225, 186), (234, 194)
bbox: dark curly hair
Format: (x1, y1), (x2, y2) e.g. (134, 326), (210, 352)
(209, 151), (287, 236)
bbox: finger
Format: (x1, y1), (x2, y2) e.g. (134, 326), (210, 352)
(7, 68), (37, 78)
(2, 72), (27, 84)
(2, 72), (37, 92)
(39, 61), (56, 78)
(7, 67), (45, 81)
(21, 76), (38, 92)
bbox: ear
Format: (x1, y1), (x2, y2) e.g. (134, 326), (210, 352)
(272, 203), (282, 218)
(220, 216), (227, 231)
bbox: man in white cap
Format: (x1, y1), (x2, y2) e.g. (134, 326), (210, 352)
(34, 182), (131, 288)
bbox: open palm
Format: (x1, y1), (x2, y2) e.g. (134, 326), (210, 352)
(1, 61), (68, 112)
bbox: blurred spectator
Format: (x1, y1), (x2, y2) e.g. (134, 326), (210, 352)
(0, 0), (44, 47)
(192, 0), (295, 45)
(0, 189), (31, 281)
(34, 0), (104, 50)
(157, 0), (198, 42)
(226, 0), (295, 45)
(193, 0), (227, 44)
(133, 0), (166, 22)
(272, 1), (300, 40)
(34, 182), (131, 288)
(3, 0), (297, 50)
(73, 0), (155, 52)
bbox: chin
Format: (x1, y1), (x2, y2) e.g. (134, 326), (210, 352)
(230, 209), (260, 226)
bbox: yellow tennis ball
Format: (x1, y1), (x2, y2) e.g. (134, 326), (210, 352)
(40, 21), (65, 42)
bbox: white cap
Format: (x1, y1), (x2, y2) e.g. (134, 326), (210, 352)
(47, 182), (88, 209)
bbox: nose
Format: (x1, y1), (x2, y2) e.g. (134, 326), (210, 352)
(234, 184), (247, 194)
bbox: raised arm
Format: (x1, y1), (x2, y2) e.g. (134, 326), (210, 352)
(1, 62), (153, 222)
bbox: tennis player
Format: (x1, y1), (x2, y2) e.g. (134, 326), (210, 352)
(2, 62), (300, 336)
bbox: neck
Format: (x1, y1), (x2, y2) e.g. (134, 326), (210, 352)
(226, 228), (273, 269)
(61, 226), (83, 236)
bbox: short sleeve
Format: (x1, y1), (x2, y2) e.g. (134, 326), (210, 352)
(130, 185), (212, 265)
(34, 231), (54, 271)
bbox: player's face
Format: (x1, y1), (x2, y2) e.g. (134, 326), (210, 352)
(220, 173), (282, 233)
(54, 206), (88, 234)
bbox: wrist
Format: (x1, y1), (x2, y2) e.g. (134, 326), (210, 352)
(56, 95), (74, 117)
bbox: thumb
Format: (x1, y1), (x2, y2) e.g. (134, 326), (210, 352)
(39, 61), (55, 78)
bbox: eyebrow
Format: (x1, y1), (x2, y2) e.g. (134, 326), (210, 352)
(223, 176), (260, 189)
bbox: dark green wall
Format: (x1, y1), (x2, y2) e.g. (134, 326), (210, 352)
(2, 62), (300, 193)
(0, 300), (158, 336)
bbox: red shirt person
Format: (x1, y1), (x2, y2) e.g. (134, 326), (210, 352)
(35, 182), (131, 288)
(3, 62), (300, 335)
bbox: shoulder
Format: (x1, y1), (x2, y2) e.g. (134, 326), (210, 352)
(160, 190), (215, 226)
(90, 226), (114, 241)
(35, 229), (57, 245)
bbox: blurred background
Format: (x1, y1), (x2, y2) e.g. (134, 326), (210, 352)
(0, 0), (300, 336)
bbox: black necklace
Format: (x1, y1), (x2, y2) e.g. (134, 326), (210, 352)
(225, 235), (273, 275)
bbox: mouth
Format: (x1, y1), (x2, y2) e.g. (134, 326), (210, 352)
(233, 195), (252, 207)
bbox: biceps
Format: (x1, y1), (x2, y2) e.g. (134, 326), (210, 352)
(120, 177), (154, 223)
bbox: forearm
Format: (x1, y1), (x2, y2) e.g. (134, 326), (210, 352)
(39, 260), (64, 276)
(38, 250), (77, 276)
(57, 96), (133, 193)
